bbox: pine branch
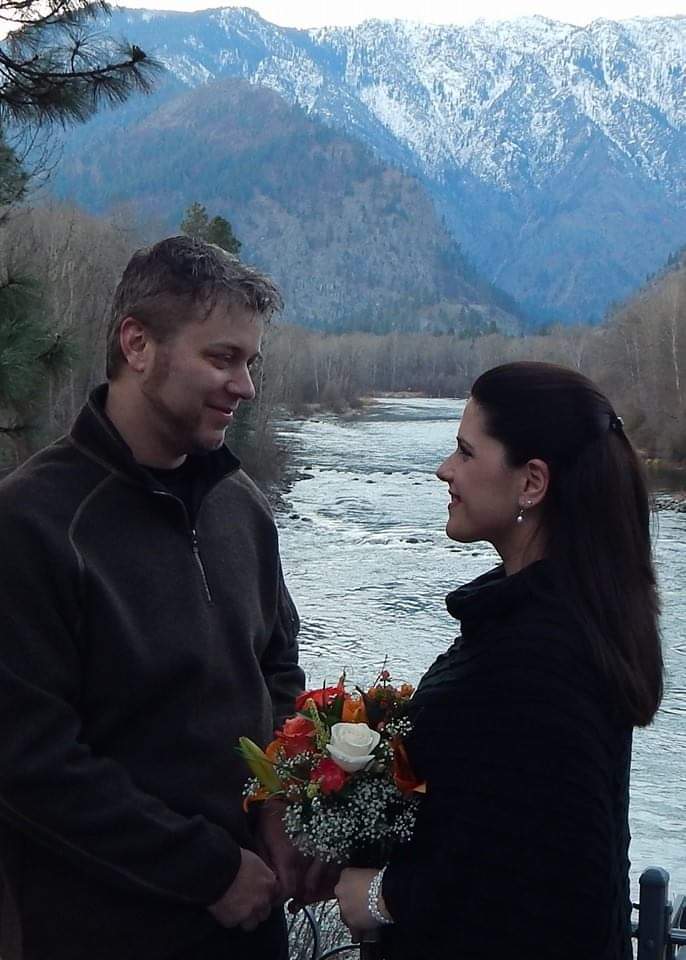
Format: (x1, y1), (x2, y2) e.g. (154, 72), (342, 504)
(0, 4), (161, 124)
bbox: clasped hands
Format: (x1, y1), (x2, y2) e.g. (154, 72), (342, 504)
(208, 799), (341, 932)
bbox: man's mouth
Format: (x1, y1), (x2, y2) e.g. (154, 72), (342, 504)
(207, 405), (236, 422)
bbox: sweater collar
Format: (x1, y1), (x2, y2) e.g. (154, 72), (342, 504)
(69, 384), (240, 488)
(446, 559), (554, 638)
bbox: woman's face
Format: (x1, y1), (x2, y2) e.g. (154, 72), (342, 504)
(436, 399), (527, 552)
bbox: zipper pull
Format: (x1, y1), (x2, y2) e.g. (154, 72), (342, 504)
(190, 528), (213, 603)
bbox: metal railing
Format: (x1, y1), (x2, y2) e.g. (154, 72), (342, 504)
(289, 867), (686, 960)
(633, 868), (686, 960)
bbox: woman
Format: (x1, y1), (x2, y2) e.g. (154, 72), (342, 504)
(335, 362), (663, 959)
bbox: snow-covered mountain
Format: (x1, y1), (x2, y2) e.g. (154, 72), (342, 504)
(103, 8), (686, 320)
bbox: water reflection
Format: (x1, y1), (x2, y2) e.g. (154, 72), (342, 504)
(276, 398), (686, 900)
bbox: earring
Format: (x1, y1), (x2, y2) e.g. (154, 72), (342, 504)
(516, 500), (533, 524)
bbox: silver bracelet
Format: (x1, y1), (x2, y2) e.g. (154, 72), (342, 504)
(367, 866), (393, 925)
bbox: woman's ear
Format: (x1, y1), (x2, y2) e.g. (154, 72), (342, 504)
(521, 458), (549, 508)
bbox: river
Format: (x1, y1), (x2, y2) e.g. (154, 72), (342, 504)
(275, 396), (686, 902)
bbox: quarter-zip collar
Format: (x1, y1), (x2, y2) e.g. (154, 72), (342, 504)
(69, 383), (240, 494)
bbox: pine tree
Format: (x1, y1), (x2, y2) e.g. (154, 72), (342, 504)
(180, 201), (209, 240)
(0, 132), (27, 208)
(0, 271), (72, 462)
(206, 215), (241, 256)
(0, 1), (157, 465)
(0, 0), (159, 126)
(180, 202), (242, 256)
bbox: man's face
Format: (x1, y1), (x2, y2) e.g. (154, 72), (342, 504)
(139, 299), (263, 463)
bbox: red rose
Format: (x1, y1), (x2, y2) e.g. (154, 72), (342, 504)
(276, 715), (316, 757)
(311, 758), (349, 795)
(295, 685), (343, 712)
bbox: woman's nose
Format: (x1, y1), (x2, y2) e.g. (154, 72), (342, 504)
(436, 457), (451, 482)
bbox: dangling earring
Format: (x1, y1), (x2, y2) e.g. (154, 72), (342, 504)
(516, 499), (533, 524)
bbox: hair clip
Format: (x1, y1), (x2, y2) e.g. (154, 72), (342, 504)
(609, 414), (624, 433)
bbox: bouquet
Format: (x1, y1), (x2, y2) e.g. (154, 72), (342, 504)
(239, 668), (425, 865)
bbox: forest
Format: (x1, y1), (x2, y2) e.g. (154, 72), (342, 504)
(0, 0), (684, 485)
(1, 200), (684, 487)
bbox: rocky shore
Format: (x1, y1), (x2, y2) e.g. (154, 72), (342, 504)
(653, 492), (686, 513)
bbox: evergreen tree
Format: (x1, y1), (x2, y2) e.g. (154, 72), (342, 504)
(0, 132), (27, 208)
(0, 0), (159, 126)
(0, 0), (157, 465)
(0, 272), (72, 462)
(180, 202), (241, 256)
(206, 215), (241, 256)
(179, 201), (209, 240)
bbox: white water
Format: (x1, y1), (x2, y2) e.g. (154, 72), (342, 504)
(276, 397), (686, 902)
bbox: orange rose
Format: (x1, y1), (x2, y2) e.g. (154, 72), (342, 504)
(276, 715), (317, 757)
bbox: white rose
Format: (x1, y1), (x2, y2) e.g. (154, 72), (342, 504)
(326, 722), (381, 773)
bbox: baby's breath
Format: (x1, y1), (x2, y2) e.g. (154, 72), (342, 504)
(283, 773), (420, 864)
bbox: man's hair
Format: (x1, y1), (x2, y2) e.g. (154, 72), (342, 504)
(106, 235), (283, 378)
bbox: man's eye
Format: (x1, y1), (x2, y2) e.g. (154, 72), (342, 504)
(212, 355), (232, 368)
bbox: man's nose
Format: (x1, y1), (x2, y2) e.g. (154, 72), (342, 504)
(229, 365), (256, 401)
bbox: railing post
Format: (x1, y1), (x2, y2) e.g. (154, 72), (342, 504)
(637, 867), (670, 960)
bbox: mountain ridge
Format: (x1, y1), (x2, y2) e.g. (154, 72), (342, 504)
(97, 6), (686, 321)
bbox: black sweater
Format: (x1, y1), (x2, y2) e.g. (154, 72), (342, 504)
(382, 561), (633, 960)
(0, 387), (304, 959)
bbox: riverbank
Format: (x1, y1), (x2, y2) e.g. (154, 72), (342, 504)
(644, 458), (686, 506)
(653, 492), (686, 512)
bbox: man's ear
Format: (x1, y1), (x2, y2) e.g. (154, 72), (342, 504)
(119, 317), (151, 374)
(520, 458), (549, 508)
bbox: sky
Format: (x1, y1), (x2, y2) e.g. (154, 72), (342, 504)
(113, 0), (686, 29)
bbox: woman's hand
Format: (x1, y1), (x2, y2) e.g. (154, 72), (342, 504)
(335, 867), (391, 934)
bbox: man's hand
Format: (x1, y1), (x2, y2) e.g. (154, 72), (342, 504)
(208, 847), (278, 932)
(290, 858), (342, 910)
(254, 798), (307, 902)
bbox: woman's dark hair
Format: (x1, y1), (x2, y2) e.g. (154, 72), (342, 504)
(471, 361), (662, 727)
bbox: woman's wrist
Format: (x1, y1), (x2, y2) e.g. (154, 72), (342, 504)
(367, 866), (394, 925)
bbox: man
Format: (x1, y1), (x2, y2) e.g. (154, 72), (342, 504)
(0, 236), (306, 959)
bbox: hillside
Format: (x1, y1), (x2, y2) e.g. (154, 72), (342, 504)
(52, 76), (522, 334)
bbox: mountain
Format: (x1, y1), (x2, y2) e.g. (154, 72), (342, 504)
(51, 77), (522, 333)
(86, 7), (686, 323)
